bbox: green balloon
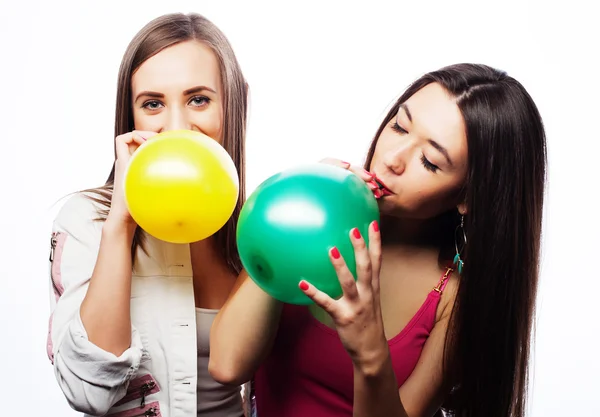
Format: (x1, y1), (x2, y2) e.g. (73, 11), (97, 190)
(236, 163), (380, 305)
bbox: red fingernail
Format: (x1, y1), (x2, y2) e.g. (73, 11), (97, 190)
(373, 221), (379, 232)
(352, 228), (361, 239)
(299, 281), (309, 291)
(341, 160), (350, 166)
(331, 247), (341, 259)
(363, 169), (375, 178)
(367, 181), (378, 190)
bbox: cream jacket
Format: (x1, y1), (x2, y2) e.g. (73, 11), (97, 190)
(46, 193), (242, 417)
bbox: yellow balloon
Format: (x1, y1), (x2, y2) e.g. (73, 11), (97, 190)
(123, 130), (239, 243)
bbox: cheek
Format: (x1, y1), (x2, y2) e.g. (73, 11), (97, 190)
(369, 144), (389, 170)
(391, 178), (463, 219)
(132, 109), (160, 131)
(192, 107), (223, 143)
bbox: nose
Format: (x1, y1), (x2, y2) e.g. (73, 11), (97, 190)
(163, 108), (195, 132)
(384, 140), (413, 175)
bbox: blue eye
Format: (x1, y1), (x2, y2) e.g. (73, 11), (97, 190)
(189, 96), (210, 107)
(142, 100), (163, 110)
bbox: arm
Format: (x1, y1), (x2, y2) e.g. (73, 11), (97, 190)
(48, 194), (144, 415)
(300, 222), (456, 417)
(79, 217), (136, 355)
(209, 157), (379, 385)
(353, 300), (453, 417)
(79, 129), (152, 355)
(209, 270), (283, 385)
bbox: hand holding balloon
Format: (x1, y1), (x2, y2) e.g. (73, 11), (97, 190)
(107, 130), (159, 231)
(298, 221), (388, 367)
(236, 163), (380, 305)
(319, 157), (390, 199)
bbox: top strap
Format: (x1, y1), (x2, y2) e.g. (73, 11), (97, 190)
(433, 266), (454, 294)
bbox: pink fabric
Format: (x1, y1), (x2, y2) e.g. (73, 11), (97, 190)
(106, 401), (161, 417)
(254, 269), (452, 417)
(46, 314), (54, 363)
(114, 374), (161, 407)
(51, 232), (67, 299)
(47, 232), (67, 363)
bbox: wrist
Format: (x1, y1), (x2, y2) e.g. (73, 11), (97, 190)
(103, 216), (137, 242)
(352, 344), (392, 378)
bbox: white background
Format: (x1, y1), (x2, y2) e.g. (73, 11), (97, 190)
(0, 0), (597, 415)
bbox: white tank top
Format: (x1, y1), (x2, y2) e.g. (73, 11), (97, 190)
(195, 308), (243, 416)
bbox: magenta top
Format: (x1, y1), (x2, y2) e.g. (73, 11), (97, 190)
(253, 268), (453, 416)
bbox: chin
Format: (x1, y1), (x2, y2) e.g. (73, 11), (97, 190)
(376, 197), (399, 216)
(377, 199), (422, 221)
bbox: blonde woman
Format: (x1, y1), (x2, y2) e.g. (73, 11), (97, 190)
(47, 13), (248, 417)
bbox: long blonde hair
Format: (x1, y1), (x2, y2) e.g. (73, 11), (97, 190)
(84, 12), (248, 273)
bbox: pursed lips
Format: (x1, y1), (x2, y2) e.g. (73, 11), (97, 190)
(371, 173), (394, 195)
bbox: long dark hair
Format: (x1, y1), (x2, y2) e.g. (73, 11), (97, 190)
(364, 63), (546, 417)
(83, 13), (248, 273)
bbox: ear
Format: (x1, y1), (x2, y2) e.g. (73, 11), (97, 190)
(457, 201), (468, 216)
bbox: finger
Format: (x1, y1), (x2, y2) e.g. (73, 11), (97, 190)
(115, 133), (135, 161)
(117, 130), (158, 146)
(347, 165), (376, 183)
(129, 132), (147, 147)
(319, 157), (376, 184)
(367, 220), (383, 293)
(127, 131), (149, 155)
(318, 158), (379, 194)
(116, 131), (156, 160)
(366, 180), (381, 192)
(328, 246), (359, 300)
(320, 157), (351, 169)
(349, 227), (373, 291)
(130, 130), (160, 147)
(119, 136), (142, 160)
(132, 130), (159, 142)
(299, 280), (339, 317)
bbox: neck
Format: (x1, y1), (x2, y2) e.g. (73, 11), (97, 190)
(379, 212), (456, 267)
(189, 237), (218, 266)
(384, 214), (455, 258)
(380, 215), (443, 247)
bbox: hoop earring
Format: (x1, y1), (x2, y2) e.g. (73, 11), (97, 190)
(453, 215), (467, 274)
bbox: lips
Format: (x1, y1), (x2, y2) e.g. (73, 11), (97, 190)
(371, 173), (394, 195)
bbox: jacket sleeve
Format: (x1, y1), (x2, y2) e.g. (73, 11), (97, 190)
(47, 193), (144, 416)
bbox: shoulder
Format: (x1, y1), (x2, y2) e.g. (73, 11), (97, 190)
(53, 191), (108, 238)
(436, 269), (459, 323)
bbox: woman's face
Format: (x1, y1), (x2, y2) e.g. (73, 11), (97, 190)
(131, 40), (223, 142)
(369, 83), (469, 219)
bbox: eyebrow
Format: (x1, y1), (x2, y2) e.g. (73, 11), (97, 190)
(399, 103), (453, 167)
(400, 103), (412, 122)
(428, 139), (453, 166)
(133, 85), (217, 103)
